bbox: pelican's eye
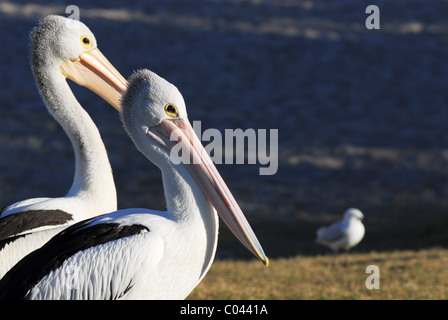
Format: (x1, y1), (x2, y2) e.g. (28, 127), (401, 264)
(81, 35), (93, 49)
(164, 104), (179, 118)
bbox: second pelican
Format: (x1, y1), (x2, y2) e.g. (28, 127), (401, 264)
(0, 16), (127, 278)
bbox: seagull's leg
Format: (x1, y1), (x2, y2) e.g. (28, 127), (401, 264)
(331, 250), (337, 269)
(343, 249), (351, 266)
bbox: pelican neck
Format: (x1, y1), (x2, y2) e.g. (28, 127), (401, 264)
(160, 159), (219, 280)
(31, 59), (116, 206)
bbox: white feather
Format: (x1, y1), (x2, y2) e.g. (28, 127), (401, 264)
(316, 208), (365, 252)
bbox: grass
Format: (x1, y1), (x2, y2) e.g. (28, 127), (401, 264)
(187, 247), (448, 299)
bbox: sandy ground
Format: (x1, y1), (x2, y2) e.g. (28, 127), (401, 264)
(1, 0), (448, 258)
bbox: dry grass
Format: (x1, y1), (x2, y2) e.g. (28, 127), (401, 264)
(187, 247), (448, 300)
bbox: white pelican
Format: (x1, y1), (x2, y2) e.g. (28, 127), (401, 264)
(0, 69), (268, 300)
(0, 16), (127, 278)
(316, 208), (365, 252)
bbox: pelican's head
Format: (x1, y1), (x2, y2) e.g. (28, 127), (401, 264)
(30, 15), (127, 111)
(344, 208), (364, 221)
(121, 70), (187, 133)
(121, 69), (269, 266)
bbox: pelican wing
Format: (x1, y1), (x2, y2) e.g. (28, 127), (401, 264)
(0, 214), (150, 300)
(0, 210), (73, 242)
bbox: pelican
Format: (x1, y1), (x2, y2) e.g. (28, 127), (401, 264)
(316, 208), (365, 252)
(0, 69), (268, 300)
(0, 16), (127, 278)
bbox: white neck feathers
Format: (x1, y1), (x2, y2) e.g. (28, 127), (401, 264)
(32, 59), (117, 212)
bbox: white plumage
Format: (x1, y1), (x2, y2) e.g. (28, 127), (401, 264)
(0, 69), (268, 300)
(316, 208), (365, 252)
(0, 15), (126, 278)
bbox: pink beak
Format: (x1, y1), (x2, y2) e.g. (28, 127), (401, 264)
(149, 117), (269, 266)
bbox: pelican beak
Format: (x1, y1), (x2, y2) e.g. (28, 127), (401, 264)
(148, 117), (269, 266)
(60, 48), (128, 112)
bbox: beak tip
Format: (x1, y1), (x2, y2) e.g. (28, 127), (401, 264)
(262, 256), (269, 267)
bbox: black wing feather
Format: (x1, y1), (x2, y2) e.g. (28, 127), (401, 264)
(0, 209), (73, 241)
(0, 216), (149, 300)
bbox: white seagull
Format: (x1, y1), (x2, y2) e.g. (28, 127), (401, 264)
(316, 208), (365, 252)
(0, 69), (268, 300)
(0, 16), (127, 278)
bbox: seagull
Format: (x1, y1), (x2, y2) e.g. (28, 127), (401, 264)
(316, 208), (365, 252)
(0, 15), (127, 278)
(0, 69), (268, 300)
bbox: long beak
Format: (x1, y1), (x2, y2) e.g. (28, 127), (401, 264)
(149, 117), (269, 266)
(60, 48), (128, 111)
